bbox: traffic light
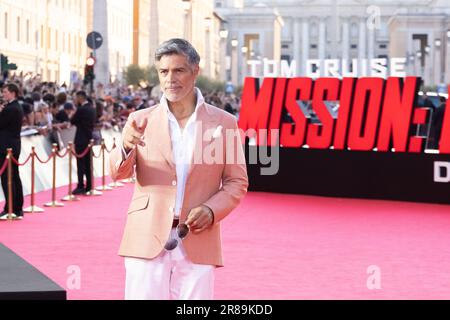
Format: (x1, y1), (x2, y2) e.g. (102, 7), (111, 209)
(83, 54), (96, 85)
(0, 54), (7, 72)
(0, 54), (18, 79)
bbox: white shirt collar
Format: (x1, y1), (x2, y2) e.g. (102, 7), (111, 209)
(160, 87), (205, 123)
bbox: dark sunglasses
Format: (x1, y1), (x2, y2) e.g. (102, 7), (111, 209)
(164, 223), (190, 251)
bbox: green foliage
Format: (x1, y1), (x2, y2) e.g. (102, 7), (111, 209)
(195, 75), (225, 93)
(124, 65), (228, 93)
(421, 85), (438, 93)
(124, 64), (159, 87)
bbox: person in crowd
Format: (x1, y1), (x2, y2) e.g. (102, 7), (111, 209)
(430, 96), (447, 149)
(0, 83), (25, 220)
(70, 91), (96, 195)
(54, 102), (75, 123)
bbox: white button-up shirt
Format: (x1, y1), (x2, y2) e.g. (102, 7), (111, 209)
(161, 88), (204, 218)
(121, 88), (205, 219)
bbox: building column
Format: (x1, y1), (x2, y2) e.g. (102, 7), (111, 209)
(301, 18), (309, 74)
(237, 33), (244, 85)
(446, 30), (450, 84)
(231, 46), (238, 86)
(434, 40), (442, 85)
(368, 25), (375, 60)
(342, 18), (349, 62)
(358, 18), (367, 75)
(204, 22), (212, 78)
(93, 0), (109, 86)
(318, 18), (326, 61)
(149, 0), (159, 65)
(293, 18), (301, 76)
(425, 33), (433, 86)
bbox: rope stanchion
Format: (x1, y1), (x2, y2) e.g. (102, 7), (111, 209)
(44, 144), (64, 207)
(23, 147), (44, 213)
(121, 177), (136, 183)
(96, 139), (113, 191)
(108, 138), (124, 188)
(61, 142), (80, 202)
(85, 139), (102, 196)
(4, 149), (15, 221)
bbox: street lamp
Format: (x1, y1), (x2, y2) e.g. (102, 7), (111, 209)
(219, 29), (229, 39)
(204, 17), (212, 30)
(181, 0), (191, 11)
(435, 39), (441, 48)
(241, 46), (248, 54)
(231, 39), (238, 47)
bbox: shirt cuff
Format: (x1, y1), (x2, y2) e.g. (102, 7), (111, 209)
(121, 145), (133, 161)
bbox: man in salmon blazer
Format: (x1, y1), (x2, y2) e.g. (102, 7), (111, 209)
(109, 38), (248, 300)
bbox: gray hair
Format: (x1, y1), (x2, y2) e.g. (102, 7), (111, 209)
(154, 38), (200, 66)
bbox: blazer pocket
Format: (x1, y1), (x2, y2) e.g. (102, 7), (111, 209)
(127, 194), (150, 214)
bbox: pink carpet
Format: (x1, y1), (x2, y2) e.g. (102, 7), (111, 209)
(1, 179), (450, 299)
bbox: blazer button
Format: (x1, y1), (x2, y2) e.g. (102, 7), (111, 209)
(172, 180), (177, 186)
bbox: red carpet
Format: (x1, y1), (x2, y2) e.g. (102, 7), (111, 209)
(1, 179), (450, 299)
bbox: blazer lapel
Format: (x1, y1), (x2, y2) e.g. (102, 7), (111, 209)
(153, 104), (175, 171)
(186, 103), (216, 180)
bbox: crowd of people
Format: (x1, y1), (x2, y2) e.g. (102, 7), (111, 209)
(0, 73), (242, 221)
(0, 73), (242, 148)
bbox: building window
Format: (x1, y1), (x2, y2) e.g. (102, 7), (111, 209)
(55, 30), (58, 50)
(351, 44), (357, 49)
(78, 35), (82, 57)
(351, 23), (358, 38)
(26, 19), (30, 44)
(4, 13), (8, 39)
(281, 55), (291, 63)
(16, 17), (20, 42)
(310, 22), (318, 38)
(311, 44), (317, 49)
(47, 27), (51, 49)
(40, 25), (44, 48)
(379, 44), (387, 49)
(282, 44), (289, 49)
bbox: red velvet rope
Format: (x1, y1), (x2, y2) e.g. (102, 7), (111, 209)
(10, 153), (33, 166)
(71, 145), (92, 158)
(35, 152), (54, 164)
(0, 157), (8, 175)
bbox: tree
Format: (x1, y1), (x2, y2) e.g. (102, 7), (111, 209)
(123, 64), (147, 87)
(195, 75), (225, 93)
(124, 65), (159, 86)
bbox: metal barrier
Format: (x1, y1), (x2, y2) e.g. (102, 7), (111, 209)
(0, 134), (126, 222)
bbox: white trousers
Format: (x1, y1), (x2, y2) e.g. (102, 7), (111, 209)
(124, 228), (215, 300)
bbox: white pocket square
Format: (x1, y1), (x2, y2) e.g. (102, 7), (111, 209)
(212, 125), (223, 139)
